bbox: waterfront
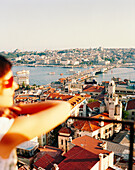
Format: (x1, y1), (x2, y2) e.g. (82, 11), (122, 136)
(96, 67), (135, 83)
(12, 66), (88, 85)
(12, 66), (135, 85)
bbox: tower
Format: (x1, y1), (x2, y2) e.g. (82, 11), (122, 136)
(104, 80), (122, 120)
(108, 80), (115, 97)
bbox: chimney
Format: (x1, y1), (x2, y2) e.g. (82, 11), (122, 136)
(99, 153), (103, 170)
(69, 136), (72, 142)
(102, 142), (107, 150)
(98, 116), (104, 127)
(53, 164), (59, 170)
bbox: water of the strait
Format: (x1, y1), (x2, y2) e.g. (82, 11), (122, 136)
(12, 66), (135, 85)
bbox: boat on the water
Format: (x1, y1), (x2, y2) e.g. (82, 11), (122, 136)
(101, 68), (107, 73)
(67, 69), (76, 74)
(48, 72), (55, 75)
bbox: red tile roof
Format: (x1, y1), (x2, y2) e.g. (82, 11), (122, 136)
(102, 81), (109, 84)
(38, 145), (63, 158)
(87, 101), (101, 110)
(72, 135), (111, 155)
(126, 99), (135, 110)
(58, 127), (72, 134)
(59, 78), (66, 83)
(73, 113), (111, 132)
(18, 165), (30, 170)
(33, 153), (54, 169)
(47, 93), (73, 101)
(83, 85), (105, 93)
(46, 93), (86, 109)
(58, 146), (99, 170)
(76, 94), (91, 98)
(83, 94), (91, 98)
(33, 146), (64, 169)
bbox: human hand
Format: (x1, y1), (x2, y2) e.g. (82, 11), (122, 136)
(0, 106), (22, 119)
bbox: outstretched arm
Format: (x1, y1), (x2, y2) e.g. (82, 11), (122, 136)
(0, 101), (71, 159)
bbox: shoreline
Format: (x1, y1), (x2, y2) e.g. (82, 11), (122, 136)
(12, 64), (135, 86)
(13, 63), (86, 68)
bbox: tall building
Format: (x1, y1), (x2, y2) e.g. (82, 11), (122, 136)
(104, 80), (122, 121)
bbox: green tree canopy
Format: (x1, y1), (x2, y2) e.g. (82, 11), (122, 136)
(22, 81), (25, 89)
(122, 108), (129, 119)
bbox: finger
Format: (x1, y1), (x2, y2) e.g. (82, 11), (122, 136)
(9, 106), (22, 115)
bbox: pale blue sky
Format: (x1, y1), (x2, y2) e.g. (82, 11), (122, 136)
(0, 0), (135, 51)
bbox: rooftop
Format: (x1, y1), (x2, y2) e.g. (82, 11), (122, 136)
(87, 101), (101, 110)
(17, 141), (39, 151)
(58, 127), (72, 134)
(126, 99), (135, 110)
(46, 93), (85, 109)
(73, 112), (111, 132)
(83, 85), (105, 93)
(33, 145), (64, 169)
(58, 145), (99, 170)
(72, 135), (111, 155)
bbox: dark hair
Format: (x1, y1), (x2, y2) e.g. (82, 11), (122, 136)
(0, 54), (12, 78)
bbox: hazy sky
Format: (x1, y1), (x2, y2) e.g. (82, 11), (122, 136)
(0, 0), (135, 51)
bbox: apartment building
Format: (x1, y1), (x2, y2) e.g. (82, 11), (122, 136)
(46, 93), (86, 117)
(58, 136), (120, 170)
(58, 112), (115, 153)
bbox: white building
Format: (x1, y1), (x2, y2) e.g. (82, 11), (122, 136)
(15, 70), (29, 85)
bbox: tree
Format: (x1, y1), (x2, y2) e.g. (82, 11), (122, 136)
(122, 108), (129, 120)
(88, 99), (98, 103)
(33, 84), (37, 86)
(22, 81), (25, 89)
(25, 85), (30, 90)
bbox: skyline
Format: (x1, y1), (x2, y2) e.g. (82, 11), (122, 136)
(0, 0), (135, 52)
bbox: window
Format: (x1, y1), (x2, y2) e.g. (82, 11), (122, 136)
(61, 139), (63, 145)
(114, 124), (117, 128)
(105, 129), (107, 133)
(98, 133), (100, 137)
(132, 112), (135, 115)
(65, 140), (67, 145)
(65, 140), (68, 152)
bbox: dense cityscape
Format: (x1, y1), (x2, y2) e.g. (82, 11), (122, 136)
(2, 47), (135, 67)
(1, 47), (134, 170)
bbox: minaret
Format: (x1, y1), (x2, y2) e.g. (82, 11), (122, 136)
(108, 80), (115, 98)
(108, 80), (116, 119)
(107, 80), (122, 120)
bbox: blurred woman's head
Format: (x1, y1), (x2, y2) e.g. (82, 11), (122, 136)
(0, 55), (18, 107)
(0, 55), (12, 78)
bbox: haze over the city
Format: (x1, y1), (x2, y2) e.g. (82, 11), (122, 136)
(0, 0), (135, 51)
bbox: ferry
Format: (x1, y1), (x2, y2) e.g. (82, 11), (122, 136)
(101, 68), (107, 73)
(48, 72), (55, 75)
(67, 69), (76, 74)
(16, 70), (30, 75)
